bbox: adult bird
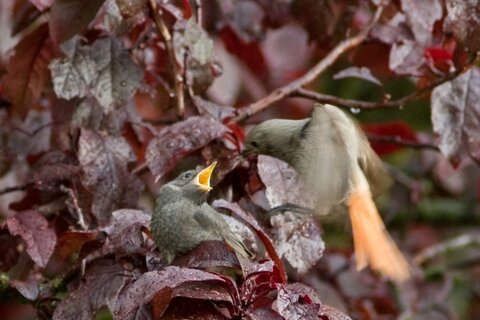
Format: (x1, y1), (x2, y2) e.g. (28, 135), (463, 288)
(151, 162), (252, 263)
(243, 104), (411, 282)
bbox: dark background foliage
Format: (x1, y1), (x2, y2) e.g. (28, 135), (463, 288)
(0, 0), (479, 319)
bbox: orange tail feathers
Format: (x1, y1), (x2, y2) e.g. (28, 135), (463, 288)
(348, 188), (411, 283)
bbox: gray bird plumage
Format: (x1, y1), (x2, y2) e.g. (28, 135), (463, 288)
(244, 103), (390, 217)
(151, 165), (252, 263)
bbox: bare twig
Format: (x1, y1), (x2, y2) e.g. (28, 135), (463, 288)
(292, 52), (480, 111)
(414, 234), (480, 265)
(0, 182), (34, 196)
(149, 0), (185, 118)
(60, 185), (88, 230)
(367, 134), (440, 151)
(232, 5), (384, 123)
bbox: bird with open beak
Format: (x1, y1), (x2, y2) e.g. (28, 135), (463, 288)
(243, 103), (411, 283)
(151, 161), (252, 263)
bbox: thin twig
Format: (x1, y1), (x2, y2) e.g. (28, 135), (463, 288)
(232, 5), (385, 123)
(292, 53), (480, 111)
(414, 234), (480, 265)
(0, 182), (34, 196)
(149, 0), (185, 118)
(60, 185), (88, 230)
(367, 134), (440, 151)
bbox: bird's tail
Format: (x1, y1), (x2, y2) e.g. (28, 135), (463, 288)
(348, 185), (411, 283)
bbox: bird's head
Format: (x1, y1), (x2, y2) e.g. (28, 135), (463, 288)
(168, 162), (217, 200)
(243, 120), (278, 157)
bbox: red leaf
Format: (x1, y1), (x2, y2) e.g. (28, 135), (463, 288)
(56, 230), (98, 259)
(49, 0), (106, 44)
(2, 23), (54, 117)
(220, 27), (267, 76)
(424, 47), (453, 62)
(361, 121), (417, 156)
(181, 0), (192, 18)
(7, 210), (57, 267)
(146, 116), (229, 180)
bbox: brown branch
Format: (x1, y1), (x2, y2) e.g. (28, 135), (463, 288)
(367, 134), (440, 151)
(0, 182), (34, 196)
(232, 5), (384, 123)
(292, 52), (480, 111)
(149, 0), (185, 118)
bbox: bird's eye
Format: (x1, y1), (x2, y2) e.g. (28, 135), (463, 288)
(251, 141), (259, 148)
(183, 172), (193, 179)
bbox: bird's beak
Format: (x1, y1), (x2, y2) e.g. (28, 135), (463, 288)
(195, 161), (217, 192)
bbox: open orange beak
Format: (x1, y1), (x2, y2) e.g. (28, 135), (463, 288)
(195, 161), (217, 192)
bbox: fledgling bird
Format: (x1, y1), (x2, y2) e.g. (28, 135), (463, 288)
(243, 103), (411, 282)
(151, 162), (252, 263)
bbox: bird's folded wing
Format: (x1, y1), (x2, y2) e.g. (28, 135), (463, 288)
(194, 204), (252, 258)
(297, 104), (358, 215)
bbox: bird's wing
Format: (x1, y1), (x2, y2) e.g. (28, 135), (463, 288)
(297, 104), (358, 216)
(194, 204), (252, 258)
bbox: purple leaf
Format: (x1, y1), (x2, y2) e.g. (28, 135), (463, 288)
(257, 156), (324, 274)
(389, 40), (426, 76)
(50, 38), (143, 113)
(257, 155), (313, 209)
(11, 279), (39, 301)
(192, 95), (236, 120)
(100, 209), (151, 255)
(274, 283), (321, 319)
(114, 266), (230, 320)
(6, 210), (57, 267)
(161, 299), (227, 319)
(333, 67), (382, 86)
(274, 283), (352, 320)
(7, 110), (52, 157)
(53, 259), (133, 320)
(371, 13), (412, 45)
(444, 0), (480, 52)
(173, 19), (218, 93)
(49, 0), (106, 44)
(401, 0), (442, 45)
(431, 67), (480, 162)
(172, 240), (242, 270)
(77, 129), (143, 225)
(145, 116), (229, 180)
(270, 212), (324, 275)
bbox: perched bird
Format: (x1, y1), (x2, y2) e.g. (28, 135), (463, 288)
(151, 161), (252, 263)
(243, 104), (411, 282)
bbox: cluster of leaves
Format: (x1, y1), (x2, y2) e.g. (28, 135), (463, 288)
(0, 0), (479, 319)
